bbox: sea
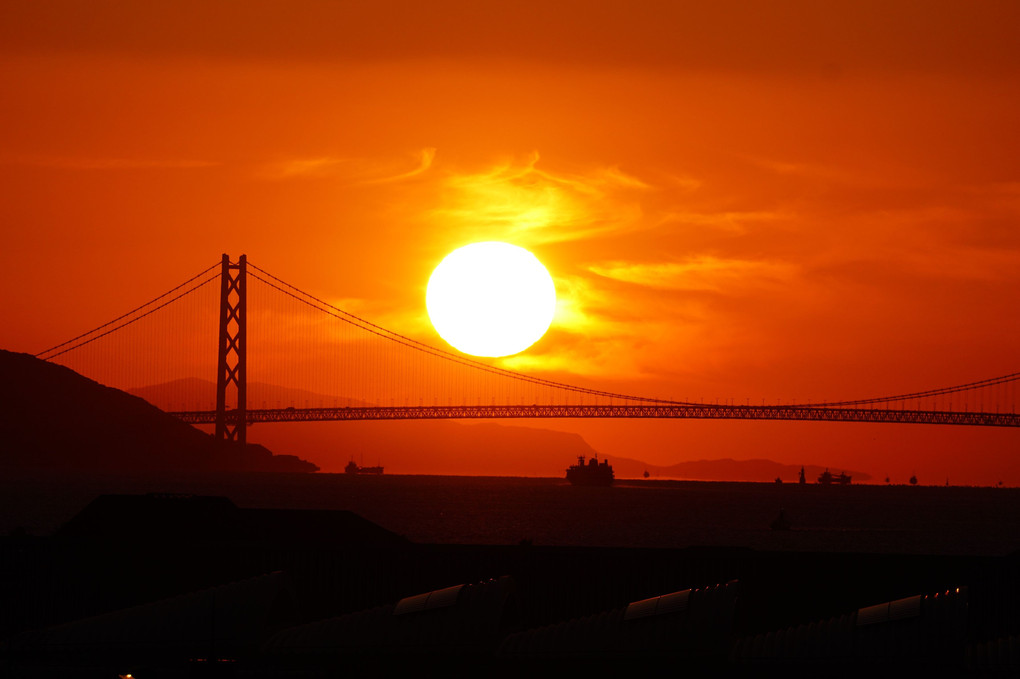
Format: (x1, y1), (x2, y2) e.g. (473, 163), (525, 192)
(2, 471), (1019, 556)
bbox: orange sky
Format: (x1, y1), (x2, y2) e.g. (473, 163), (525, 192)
(2, 1), (1019, 484)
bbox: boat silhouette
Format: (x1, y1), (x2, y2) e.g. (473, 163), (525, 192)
(566, 455), (614, 486)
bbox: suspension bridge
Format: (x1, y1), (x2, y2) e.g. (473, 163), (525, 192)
(36, 254), (1020, 446)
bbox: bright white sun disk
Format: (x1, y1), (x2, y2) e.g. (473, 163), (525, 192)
(426, 242), (556, 357)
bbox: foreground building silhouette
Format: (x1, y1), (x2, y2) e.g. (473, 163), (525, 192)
(2, 493), (1019, 676)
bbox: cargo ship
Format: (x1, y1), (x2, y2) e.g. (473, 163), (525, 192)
(566, 455), (614, 486)
(345, 460), (384, 475)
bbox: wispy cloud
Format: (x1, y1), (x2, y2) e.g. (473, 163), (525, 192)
(264, 148), (436, 184)
(588, 257), (798, 292)
(494, 270), (702, 380)
(270, 156), (355, 178)
(431, 152), (653, 245)
(361, 147), (436, 185)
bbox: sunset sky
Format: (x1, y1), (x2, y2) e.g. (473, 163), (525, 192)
(2, 1), (1019, 484)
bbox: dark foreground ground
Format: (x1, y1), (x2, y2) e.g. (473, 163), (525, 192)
(1, 473), (1019, 676)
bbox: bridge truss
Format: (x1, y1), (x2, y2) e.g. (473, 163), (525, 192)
(173, 403), (1020, 428)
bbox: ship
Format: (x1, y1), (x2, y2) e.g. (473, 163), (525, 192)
(345, 460), (384, 476)
(566, 455), (614, 486)
(817, 468), (851, 485)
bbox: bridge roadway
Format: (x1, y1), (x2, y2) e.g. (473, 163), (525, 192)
(171, 404), (1020, 427)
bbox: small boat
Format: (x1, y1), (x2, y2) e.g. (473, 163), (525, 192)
(566, 455), (614, 486)
(345, 460), (384, 476)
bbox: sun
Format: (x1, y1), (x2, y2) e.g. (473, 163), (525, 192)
(426, 242), (556, 357)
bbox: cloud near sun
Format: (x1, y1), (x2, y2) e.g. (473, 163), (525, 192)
(431, 152), (651, 247)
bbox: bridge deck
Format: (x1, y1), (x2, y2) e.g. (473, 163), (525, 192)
(171, 404), (1020, 427)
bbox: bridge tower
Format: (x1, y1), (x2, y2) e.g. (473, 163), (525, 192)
(215, 254), (247, 445)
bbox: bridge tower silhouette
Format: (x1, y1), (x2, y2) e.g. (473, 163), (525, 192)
(215, 254), (247, 445)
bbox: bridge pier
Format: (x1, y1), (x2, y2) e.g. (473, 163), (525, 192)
(215, 254), (247, 445)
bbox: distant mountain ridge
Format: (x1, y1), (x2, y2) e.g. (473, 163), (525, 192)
(130, 378), (370, 412)
(0, 351), (317, 473)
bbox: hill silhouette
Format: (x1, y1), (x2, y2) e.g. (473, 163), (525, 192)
(0, 350), (317, 473)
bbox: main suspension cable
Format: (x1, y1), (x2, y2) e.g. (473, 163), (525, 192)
(37, 271), (220, 361)
(36, 261), (221, 359)
(804, 372), (1020, 408)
